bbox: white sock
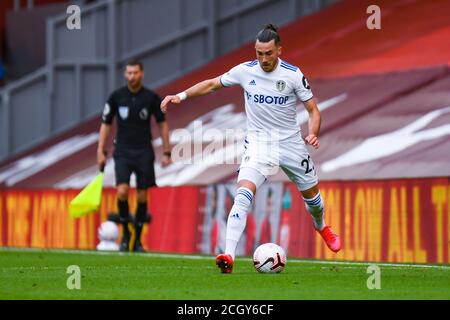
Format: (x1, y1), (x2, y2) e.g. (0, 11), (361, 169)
(225, 187), (253, 260)
(304, 192), (326, 231)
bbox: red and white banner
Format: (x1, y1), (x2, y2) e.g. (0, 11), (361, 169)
(0, 178), (449, 263)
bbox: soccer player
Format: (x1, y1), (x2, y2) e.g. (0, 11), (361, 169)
(97, 60), (172, 252)
(161, 24), (341, 273)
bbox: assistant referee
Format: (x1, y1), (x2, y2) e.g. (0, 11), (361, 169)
(97, 60), (172, 252)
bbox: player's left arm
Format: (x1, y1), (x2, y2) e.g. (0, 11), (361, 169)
(294, 69), (320, 149)
(153, 95), (172, 167)
(303, 98), (321, 149)
(158, 121), (172, 167)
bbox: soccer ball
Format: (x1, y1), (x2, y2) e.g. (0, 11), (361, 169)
(98, 221), (119, 241)
(253, 243), (287, 273)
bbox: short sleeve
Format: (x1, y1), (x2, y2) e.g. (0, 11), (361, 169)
(294, 69), (314, 102)
(220, 64), (242, 87)
(102, 93), (117, 124)
(152, 94), (166, 123)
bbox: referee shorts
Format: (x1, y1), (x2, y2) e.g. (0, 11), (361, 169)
(113, 147), (156, 189)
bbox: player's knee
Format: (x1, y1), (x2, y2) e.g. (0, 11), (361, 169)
(300, 184), (319, 199)
(237, 167), (266, 190)
(238, 179), (257, 194)
(137, 190), (147, 203)
(117, 185), (130, 200)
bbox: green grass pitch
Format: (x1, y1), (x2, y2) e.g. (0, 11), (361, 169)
(0, 248), (449, 300)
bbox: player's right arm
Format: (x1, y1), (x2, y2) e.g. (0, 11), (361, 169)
(160, 76), (223, 113)
(161, 63), (244, 113)
(97, 96), (117, 170)
(97, 123), (111, 170)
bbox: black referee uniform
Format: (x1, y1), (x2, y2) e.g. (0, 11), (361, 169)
(102, 86), (165, 188)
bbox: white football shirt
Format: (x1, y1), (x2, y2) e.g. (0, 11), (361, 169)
(220, 58), (313, 142)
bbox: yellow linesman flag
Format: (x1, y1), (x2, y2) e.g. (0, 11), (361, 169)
(69, 171), (104, 218)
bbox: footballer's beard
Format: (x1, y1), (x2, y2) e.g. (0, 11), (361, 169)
(128, 79), (142, 92)
(262, 60), (277, 72)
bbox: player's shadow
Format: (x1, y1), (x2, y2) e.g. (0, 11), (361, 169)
(107, 212), (152, 224)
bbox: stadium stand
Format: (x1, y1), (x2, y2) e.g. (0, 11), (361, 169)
(0, 0), (70, 80)
(0, 0), (449, 264)
(1, 0), (449, 188)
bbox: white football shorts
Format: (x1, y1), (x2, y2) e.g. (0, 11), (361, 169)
(237, 134), (318, 191)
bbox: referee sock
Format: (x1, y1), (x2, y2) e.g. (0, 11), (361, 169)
(225, 187), (253, 261)
(135, 202), (147, 243)
(118, 199), (130, 238)
(303, 192), (326, 231)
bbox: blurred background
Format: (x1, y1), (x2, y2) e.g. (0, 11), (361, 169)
(0, 0), (449, 263)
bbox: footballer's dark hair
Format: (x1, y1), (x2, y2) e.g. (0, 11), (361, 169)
(126, 60), (144, 70)
(256, 23), (281, 46)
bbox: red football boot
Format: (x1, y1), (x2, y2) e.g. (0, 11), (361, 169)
(317, 226), (341, 253)
(216, 254), (234, 273)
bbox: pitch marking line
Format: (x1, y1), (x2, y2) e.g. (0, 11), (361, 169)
(1, 247), (449, 269)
